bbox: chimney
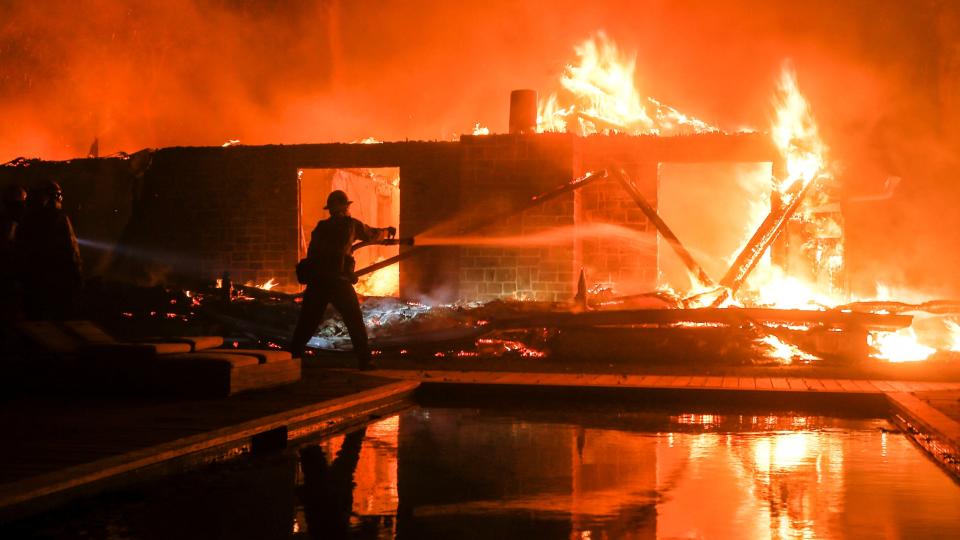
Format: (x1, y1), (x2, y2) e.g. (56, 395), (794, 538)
(509, 89), (538, 134)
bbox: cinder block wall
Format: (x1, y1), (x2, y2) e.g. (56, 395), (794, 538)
(458, 134), (576, 302)
(114, 146), (300, 288)
(579, 138), (660, 293)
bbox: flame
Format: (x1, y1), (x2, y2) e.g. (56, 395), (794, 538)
(355, 262), (399, 297)
(947, 321), (960, 352)
(243, 278), (278, 290)
(259, 278), (278, 290)
(771, 66), (826, 192)
(757, 334), (819, 364)
(735, 66), (832, 309)
(472, 122), (490, 136)
(869, 328), (936, 362)
(537, 32), (717, 136)
(751, 270), (833, 310)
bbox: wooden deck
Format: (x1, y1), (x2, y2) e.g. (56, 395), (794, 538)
(375, 369), (960, 395)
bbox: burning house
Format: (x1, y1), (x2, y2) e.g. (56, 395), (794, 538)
(1, 32), (951, 364)
(5, 4), (960, 537)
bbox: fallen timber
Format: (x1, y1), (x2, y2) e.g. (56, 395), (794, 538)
(486, 307), (912, 332)
(614, 169), (716, 288)
(836, 300), (960, 316)
(718, 177), (820, 296)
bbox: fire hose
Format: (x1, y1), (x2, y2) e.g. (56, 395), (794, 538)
(352, 237), (415, 278)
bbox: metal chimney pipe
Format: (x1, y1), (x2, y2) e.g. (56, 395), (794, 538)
(509, 89), (538, 134)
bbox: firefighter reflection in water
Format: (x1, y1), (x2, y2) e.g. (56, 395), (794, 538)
(298, 427), (367, 536)
(289, 190), (395, 369)
(16, 180), (83, 320)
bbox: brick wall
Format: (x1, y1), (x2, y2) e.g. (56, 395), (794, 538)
(1, 134), (778, 302)
(458, 134), (576, 302)
(112, 147), (300, 288)
(576, 156), (659, 294)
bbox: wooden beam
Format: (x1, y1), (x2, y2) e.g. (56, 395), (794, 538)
(487, 307), (912, 332)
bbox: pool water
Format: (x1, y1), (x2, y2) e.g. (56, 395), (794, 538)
(9, 407), (960, 539)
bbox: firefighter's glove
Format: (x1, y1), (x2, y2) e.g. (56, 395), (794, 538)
(386, 226), (397, 239)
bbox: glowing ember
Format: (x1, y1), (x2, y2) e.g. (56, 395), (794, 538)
(869, 328), (936, 362)
(537, 32), (717, 136)
(476, 338), (546, 358)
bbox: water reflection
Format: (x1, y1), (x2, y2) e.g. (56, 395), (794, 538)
(10, 408), (959, 539)
(308, 409), (960, 539)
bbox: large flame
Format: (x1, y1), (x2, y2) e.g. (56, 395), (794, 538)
(771, 67), (826, 192)
(737, 66), (832, 309)
(537, 33), (717, 136)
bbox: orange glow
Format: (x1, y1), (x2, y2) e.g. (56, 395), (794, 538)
(471, 122), (490, 136)
(948, 321), (960, 352)
(243, 277), (278, 291)
(355, 261), (399, 297)
(869, 328), (936, 362)
(537, 32), (717, 136)
(259, 278), (278, 290)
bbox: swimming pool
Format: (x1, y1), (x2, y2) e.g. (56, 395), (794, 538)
(8, 404), (960, 539)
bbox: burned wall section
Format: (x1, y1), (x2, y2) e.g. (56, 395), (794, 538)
(114, 146), (300, 288)
(458, 134), (576, 302)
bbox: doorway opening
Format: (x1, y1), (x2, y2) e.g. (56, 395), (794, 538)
(656, 162), (773, 293)
(299, 167), (401, 296)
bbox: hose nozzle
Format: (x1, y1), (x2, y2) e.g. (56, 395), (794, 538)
(381, 237), (415, 246)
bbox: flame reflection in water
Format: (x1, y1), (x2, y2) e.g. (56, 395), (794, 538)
(313, 409), (960, 539)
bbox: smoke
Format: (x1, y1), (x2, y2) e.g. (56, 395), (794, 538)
(1, 0), (958, 292)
